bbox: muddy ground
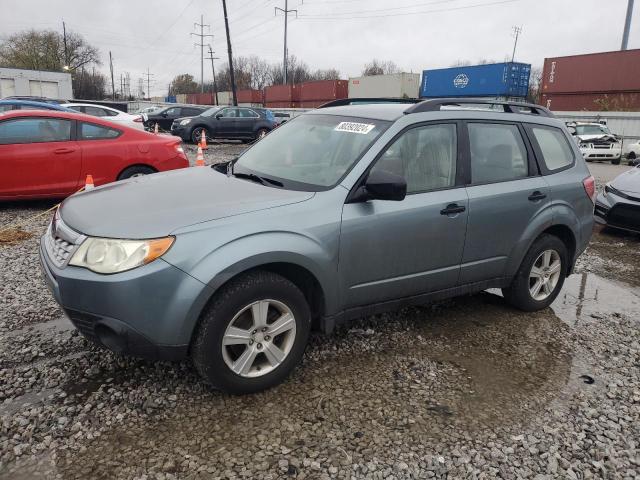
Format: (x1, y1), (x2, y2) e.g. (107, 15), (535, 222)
(0, 154), (638, 479)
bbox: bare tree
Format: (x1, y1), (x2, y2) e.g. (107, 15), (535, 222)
(526, 67), (542, 104)
(311, 68), (341, 81)
(362, 59), (398, 76)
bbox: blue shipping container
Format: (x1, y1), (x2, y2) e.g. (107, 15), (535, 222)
(420, 62), (531, 98)
(165, 95), (177, 103)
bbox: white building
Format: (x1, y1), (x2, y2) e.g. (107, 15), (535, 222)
(0, 67), (73, 100)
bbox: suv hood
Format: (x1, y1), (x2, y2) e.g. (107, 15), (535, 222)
(612, 167), (640, 195)
(60, 167), (314, 238)
(577, 134), (620, 144)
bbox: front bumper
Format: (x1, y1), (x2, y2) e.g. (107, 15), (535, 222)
(594, 191), (640, 234)
(170, 123), (190, 141)
(580, 146), (621, 161)
(39, 236), (212, 361)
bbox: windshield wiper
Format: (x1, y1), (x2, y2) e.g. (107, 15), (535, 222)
(232, 172), (266, 185)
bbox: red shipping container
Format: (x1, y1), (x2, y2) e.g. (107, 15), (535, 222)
(265, 84), (300, 103)
(186, 93), (198, 104)
(541, 49), (640, 95)
(237, 89), (264, 104)
(541, 92), (640, 111)
(299, 80), (348, 102)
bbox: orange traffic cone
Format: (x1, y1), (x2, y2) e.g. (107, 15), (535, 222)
(195, 146), (205, 166)
(85, 174), (95, 190)
(154, 123), (159, 134)
(199, 129), (208, 150)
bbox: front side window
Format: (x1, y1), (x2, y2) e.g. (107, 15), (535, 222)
(238, 108), (259, 118)
(80, 122), (121, 140)
(469, 123), (528, 184)
(219, 108), (237, 118)
(370, 124), (457, 193)
(0, 118), (71, 144)
(235, 114), (389, 190)
(530, 126), (574, 171)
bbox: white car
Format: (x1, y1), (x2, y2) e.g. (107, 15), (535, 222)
(65, 103), (145, 131)
(571, 122), (622, 165)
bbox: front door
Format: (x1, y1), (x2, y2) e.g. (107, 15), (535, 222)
(339, 122), (468, 308)
(460, 121), (552, 283)
(0, 116), (81, 198)
(159, 107), (182, 130)
(213, 107), (238, 138)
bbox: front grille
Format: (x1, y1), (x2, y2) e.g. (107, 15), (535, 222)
(43, 212), (85, 268)
(65, 309), (100, 342)
(608, 204), (640, 231)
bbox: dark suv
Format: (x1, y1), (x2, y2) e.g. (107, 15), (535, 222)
(171, 106), (276, 143)
(143, 105), (207, 132)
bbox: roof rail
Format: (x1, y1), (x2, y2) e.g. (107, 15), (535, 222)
(318, 97), (420, 108)
(404, 98), (554, 117)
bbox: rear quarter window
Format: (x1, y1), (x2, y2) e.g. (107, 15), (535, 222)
(529, 126), (575, 171)
(80, 122), (121, 140)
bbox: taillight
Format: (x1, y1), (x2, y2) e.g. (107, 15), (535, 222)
(133, 116), (143, 122)
(583, 175), (596, 203)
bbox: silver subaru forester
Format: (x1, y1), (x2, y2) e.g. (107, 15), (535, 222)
(40, 99), (595, 394)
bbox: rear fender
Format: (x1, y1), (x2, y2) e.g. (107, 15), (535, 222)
(503, 205), (555, 277)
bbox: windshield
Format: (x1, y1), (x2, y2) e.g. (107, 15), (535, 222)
(201, 106), (222, 117)
(576, 124), (611, 135)
(234, 114), (390, 190)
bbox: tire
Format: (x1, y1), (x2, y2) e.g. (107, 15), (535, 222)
(502, 234), (568, 312)
(191, 126), (210, 144)
(118, 165), (156, 180)
(192, 271), (311, 394)
(254, 128), (269, 141)
(612, 156), (621, 165)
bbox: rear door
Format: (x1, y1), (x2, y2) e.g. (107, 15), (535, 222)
(0, 116), (81, 197)
(76, 121), (127, 185)
(158, 107), (182, 130)
(460, 121), (551, 283)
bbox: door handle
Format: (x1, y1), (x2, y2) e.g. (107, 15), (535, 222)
(528, 191), (547, 202)
(440, 203), (466, 216)
(53, 148), (75, 154)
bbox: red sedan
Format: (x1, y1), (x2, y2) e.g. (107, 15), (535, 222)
(0, 110), (189, 200)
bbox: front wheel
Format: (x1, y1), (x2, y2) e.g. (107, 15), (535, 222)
(192, 271), (311, 394)
(502, 234), (568, 311)
(191, 126), (210, 144)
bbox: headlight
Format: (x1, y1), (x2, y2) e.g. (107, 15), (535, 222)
(179, 119), (192, 126)
(69, 237), (174, 274)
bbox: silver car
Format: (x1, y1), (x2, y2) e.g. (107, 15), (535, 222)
(40, 99), (595, 394)
(595, 164), (640, 233)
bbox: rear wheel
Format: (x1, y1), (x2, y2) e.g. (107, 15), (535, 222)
(192, 271), (311, 394)
(118, 165), (156, 180)
(502, 234), (568, 311)
(254, 128), (269, 141)
(612, 156), (621, 165)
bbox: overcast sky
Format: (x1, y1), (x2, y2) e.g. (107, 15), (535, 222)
(1, 0), (638, 97)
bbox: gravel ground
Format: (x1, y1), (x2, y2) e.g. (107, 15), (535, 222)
(1, 149), (639, 479)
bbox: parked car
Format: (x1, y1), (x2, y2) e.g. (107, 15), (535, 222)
(570, 122), (622, 165)
(40, 99), (594, 394)
(3, 96), (68, 105)
(595, 165), (640, 233)
(66, 103), (145, 130)
(142, 105), (207, 132)
(170, 106), (276, 143)
(623, 139), (640, 165)
(0, 110), (188, 200)
(0, 99), (73, 112)
(138, 105), (163, 114)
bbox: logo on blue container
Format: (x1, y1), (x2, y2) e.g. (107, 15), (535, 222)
(453, 74), (469, 88)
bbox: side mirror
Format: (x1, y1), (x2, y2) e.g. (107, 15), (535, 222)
(215, 113), (223, 119)
(161, 112), (168, 117)
(567, 126), (577, 135)
(350, 169), (407, 203)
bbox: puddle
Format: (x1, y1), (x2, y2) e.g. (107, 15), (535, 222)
(3, 316), (74, 340)
(0, 388), (58, 417)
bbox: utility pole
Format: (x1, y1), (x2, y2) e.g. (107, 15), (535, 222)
(222, 0), (237, 106)
(109, 51), (115, 100)
(191, 15), (213, 94)
(510, 26), (522, 63)
(621, 0), (635, 50)
(120, 73), (124, 99)
(143, 68), (154, 100)
(275, 0), (298, 84)
(205, 45), (220, 105)
(62, 20), (69, 70)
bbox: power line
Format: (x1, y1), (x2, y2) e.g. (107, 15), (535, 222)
(191, 14), (214, 93)
(143, 67), (154, 99)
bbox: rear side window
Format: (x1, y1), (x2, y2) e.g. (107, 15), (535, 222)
(80, 123), (121, 140)
(84, 106), (109, 117)
(530, 126), (574, 171)
(371, 124), (457, 193)
(468, 123), (528, 183)
(0, 118), (71, 144)
(184, 108), (203, 116)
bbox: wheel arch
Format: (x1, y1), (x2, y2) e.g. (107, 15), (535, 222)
(117, 163), (158, 180)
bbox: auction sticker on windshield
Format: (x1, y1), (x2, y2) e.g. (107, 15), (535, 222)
(334, 122), (376, 134)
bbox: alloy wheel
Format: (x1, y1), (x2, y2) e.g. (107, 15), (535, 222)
(221, 299), (297, 378)
(528, 249), (562, 301)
